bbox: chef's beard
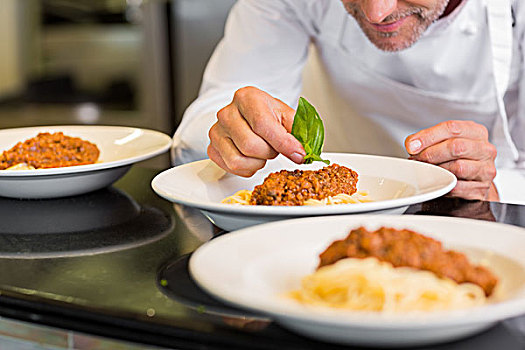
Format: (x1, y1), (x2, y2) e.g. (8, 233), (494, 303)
(343, 0), (449, 52)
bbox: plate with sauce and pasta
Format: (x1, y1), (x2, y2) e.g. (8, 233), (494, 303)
(189, 214), (525, 347)
(0, 125), (172, 198)
(152, 152), (457, 231)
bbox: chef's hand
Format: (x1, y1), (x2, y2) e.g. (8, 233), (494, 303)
(208, 86), (305, 177)
(405, 120), (499, 201)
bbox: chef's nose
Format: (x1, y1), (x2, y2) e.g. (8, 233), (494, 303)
(361, 0), (398, 23)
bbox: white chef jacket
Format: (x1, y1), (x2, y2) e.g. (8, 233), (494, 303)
(173, 0), (525, 204)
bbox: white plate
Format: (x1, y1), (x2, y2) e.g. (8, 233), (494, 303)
(190, 214), (525, 347)
(0, 125), (172, 198)
(152, 153), (456, 230)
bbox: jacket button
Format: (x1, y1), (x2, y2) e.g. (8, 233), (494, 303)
(462, 22), (477, 35)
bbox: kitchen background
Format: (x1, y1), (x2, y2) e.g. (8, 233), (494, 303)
(0, 0), (400, 170)
(0, 0), (236, 167)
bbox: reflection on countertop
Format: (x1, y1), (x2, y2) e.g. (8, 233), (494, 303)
(0, 187), (173, 258)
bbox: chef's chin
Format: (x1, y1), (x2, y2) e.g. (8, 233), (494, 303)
(366, 32), (421, 52)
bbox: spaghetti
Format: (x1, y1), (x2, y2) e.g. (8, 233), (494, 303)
(221, 190), (370, 205)
(289, 257), (487, 312)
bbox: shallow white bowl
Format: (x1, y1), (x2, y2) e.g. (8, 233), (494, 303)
(190, 214), (525, 347)
(152, 153), (456, 231)
(0, 125), (172, 198)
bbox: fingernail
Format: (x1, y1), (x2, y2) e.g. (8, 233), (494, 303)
(290, 152), (304, 163)
(408, 139), (422, 154)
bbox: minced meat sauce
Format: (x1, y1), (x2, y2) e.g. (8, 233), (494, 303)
(318, 226), (498, 296)
(250, 163), (358, 206)
(0, 132), (100, 170)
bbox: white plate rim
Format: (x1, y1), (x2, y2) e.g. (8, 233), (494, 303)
(0, 125), (172, 177)
(189, 214), (525, 329)
(151, 153), (457, 216)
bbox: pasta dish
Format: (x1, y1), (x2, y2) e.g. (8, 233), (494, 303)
(222, 163), (370, 206)
(0, 132), (100, 170)
(289, 226), (498, 312)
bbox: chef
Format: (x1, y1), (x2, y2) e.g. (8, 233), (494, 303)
(172, 0), (525, 204)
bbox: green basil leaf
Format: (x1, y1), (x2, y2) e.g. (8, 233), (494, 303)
(304, 154), (330, 165)
(291, 97), (330, 165)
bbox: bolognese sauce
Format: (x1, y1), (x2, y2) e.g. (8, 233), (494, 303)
(318, 226), (498, 296)
(0, 132), (100, 170)
(250, 163), (358, 206)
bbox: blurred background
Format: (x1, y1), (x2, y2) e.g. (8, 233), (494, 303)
(0, 0), (236, 166)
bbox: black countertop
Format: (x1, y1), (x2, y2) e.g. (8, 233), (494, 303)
(0, 167), (524, 350)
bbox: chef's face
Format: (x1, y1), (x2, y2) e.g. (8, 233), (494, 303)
(341, 0), (449, 51)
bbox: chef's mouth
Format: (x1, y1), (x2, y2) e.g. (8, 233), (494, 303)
(370, 15), (410, 32)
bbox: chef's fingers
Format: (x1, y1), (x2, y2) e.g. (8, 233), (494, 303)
(405, 120), (489, 155)
(217, 104), (279, 160)
(207, 143), (232, 173)
(409, 138), (497, 164)
(447, 180), (498, 201)
(208, 124), (267, 177)
(232, 87), (305, 163)
(437, 159), (497, 182)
